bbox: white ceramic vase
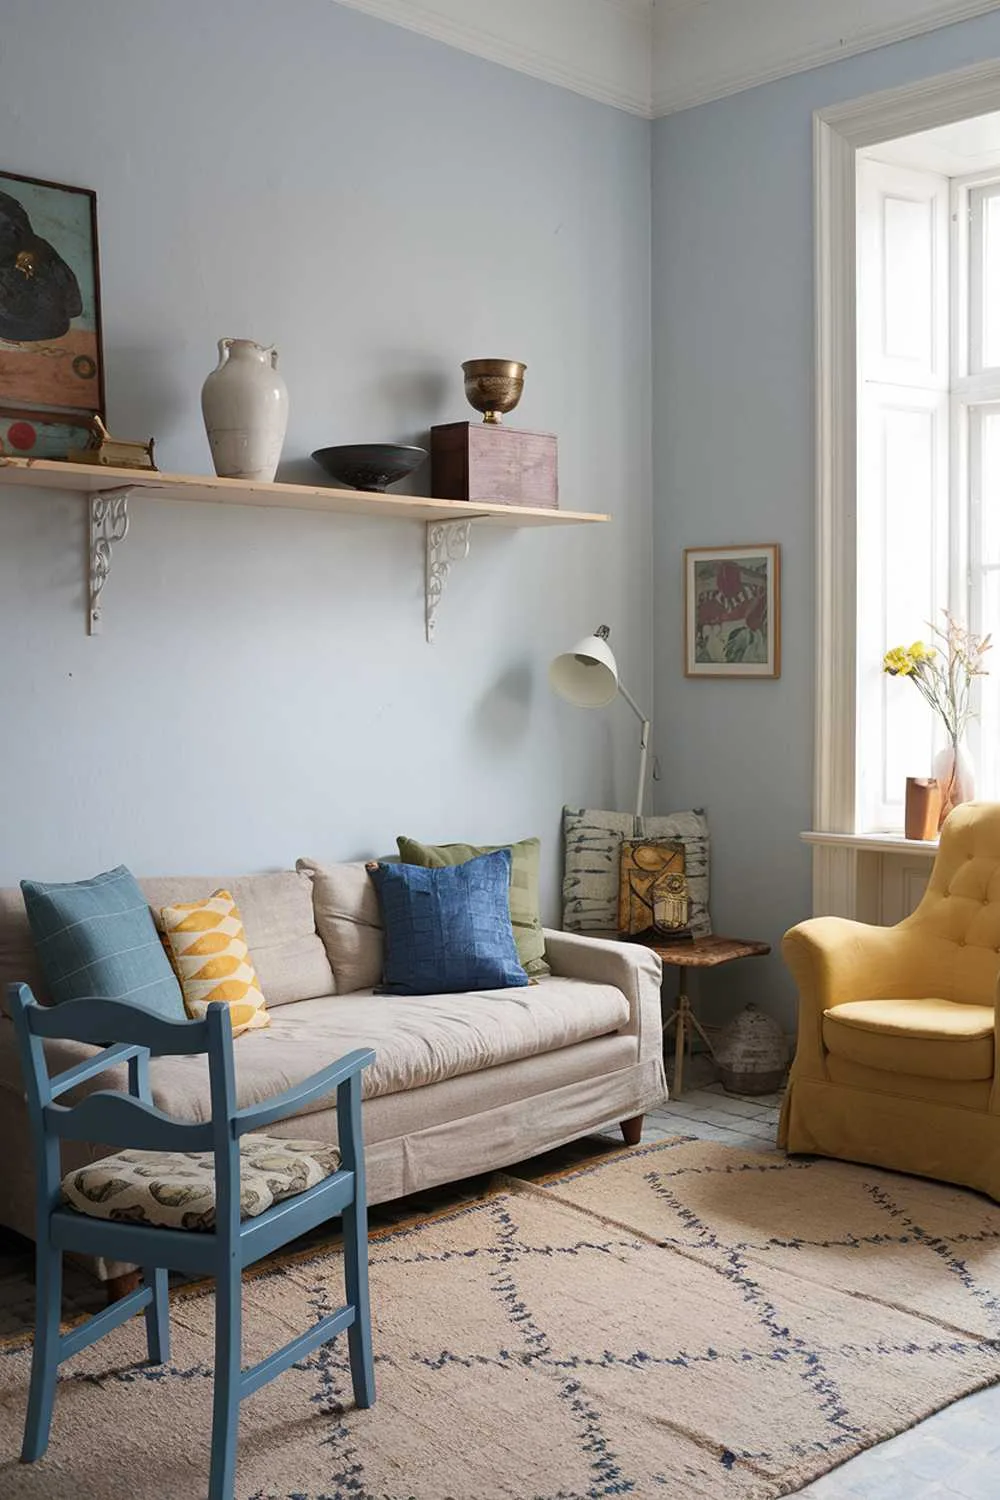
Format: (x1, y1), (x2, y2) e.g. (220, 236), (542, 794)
(201, 338), (288, 482)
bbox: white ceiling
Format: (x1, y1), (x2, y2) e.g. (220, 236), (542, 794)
(863, 109), (1000, 173)
(336, 0), (1000, 118)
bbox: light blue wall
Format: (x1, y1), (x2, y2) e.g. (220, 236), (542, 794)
(11, 0), (998, 1014)
(0, 0), (652, 910)
(652, 10), (1000, 1028)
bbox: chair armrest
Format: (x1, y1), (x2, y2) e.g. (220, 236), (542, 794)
(0, 1016), (131, 1104)
(232, 1047), (376, 1137)
(783, 917), (916, 1079)
(542, 928), (662, 1066)
(50, 1044), (146, 1100)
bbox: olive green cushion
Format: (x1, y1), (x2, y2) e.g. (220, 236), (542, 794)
(396, 836), (549, 978)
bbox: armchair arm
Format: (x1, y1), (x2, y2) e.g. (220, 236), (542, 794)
(542, 928), (662, 1066)
(783, 917), (917, 1079)
(232, 1047), (375, 1137)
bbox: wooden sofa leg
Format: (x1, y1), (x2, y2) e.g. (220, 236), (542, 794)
(105, 1270), (141, 1306)
(620, 1114), (644, 1147)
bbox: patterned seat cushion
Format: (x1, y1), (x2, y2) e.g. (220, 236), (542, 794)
(60, 1135), (341, 1232)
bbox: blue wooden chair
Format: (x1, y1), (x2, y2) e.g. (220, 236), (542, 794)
(8, 982), (376, 1500)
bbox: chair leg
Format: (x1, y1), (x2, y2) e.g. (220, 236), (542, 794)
(144, 1266), (170, 1365)
(21, 1244), (62, 1463)
(208, 1265), (242, 1500)
(342, 1192), (375, 1409)
(620, 1114), (644, 1147)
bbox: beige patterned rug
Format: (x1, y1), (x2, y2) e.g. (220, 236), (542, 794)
(2, 1137), (1000, 1499)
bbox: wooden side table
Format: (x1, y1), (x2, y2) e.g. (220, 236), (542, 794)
(644, 935), (771, 1096)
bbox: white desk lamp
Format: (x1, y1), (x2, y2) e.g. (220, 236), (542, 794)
(549, 625), (651, 818)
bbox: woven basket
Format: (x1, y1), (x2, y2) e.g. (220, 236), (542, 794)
(715, 1003), (788, 1096)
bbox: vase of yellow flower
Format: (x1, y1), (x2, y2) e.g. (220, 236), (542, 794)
(883, 613), (991, 830)
(932, 743), (976, 823)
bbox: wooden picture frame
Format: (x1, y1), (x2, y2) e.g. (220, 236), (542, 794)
(0, 169), (104, 458)
(684, 543), (781, 678)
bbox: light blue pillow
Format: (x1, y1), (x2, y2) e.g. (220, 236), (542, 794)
(21, 864), (186, 1020)
(367, 849), (529, 996)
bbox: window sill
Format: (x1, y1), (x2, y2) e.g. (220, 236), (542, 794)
(801, 830), (939, 857)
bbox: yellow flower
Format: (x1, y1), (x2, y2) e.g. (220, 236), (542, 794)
(909, 640), (935, 662)
(882, 645), (914, 676)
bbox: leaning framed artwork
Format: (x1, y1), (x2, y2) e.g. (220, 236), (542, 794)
(684, 544), (781, 678)
(0, 169), (104, 457)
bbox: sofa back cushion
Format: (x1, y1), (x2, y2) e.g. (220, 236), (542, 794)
(0, 885), (50, 1003)
(0, 870), (335, 1012)
(296, 858), (383, 994)
(142, 873), (334, 1008)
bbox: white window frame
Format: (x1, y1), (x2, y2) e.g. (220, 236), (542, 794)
(855, 157), (951, 832)
(951, 174), (1000, 786)
(813, 58), (1000, 920)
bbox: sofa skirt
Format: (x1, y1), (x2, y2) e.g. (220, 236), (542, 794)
(0, 1037), (666, 1281)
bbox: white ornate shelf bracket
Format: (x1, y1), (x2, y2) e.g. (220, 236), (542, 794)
(88, 487), (134, 635)
(425, 519), (472, 642)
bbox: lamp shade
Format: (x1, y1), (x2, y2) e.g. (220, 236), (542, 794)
(549, 629), (619, 708)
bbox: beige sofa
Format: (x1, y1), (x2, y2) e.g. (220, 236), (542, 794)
(0, 860), (667, 1279)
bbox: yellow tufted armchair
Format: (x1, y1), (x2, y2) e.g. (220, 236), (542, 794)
(780, 802), (1000, 1200)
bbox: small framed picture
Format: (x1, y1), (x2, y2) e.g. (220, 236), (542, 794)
(685, 544), (781, 678)
(0, 169), (104, 457)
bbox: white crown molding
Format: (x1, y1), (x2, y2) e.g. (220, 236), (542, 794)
(817, 52), (1000, 142)
(652, 0), (1000, 118)
(334, 0), (1000, 120)
(333, 0), (654, 117)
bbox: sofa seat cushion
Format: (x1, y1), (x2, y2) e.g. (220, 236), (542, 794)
(822, 998), (995, 1081)
(61, 1135), (341, 1231)
(147, 977), (631, 1122)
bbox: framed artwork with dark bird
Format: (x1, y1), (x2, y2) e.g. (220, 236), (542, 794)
(0, 169), (104, 458)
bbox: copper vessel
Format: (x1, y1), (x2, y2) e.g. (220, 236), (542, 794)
(905, 777), (942, 840)
(461, 358), (526, 424)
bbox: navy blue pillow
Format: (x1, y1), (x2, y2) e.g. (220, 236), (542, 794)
(21, 864), (186, 1020)
(367, 849), (529, 996)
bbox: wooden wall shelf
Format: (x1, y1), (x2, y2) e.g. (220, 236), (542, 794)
(0, 457), (610, 639)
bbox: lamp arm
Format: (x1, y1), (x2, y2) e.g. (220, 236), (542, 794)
(616, 682), (651, 820)
(617, 682), (649, 725)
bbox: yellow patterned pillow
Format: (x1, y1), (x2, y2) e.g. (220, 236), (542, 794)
(159, 889), (269, 1037)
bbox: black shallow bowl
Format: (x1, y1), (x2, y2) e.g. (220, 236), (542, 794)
(311, 443), (427, 493)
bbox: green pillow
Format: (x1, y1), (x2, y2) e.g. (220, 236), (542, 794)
(396, 835), (549, 978)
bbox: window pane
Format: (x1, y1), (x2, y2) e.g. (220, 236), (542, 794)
(880, 407), (938, 803)
(972, 407), (1000, 802)
(981, 191), (1000, 368)
(976, 568), (1000, 800)
(883, 195), (935, 365)
(979, 409), (1000, 564)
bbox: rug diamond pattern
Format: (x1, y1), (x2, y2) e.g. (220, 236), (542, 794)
(2, 1138), (1000, 1499)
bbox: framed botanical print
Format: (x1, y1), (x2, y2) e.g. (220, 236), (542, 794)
(685, 543), (781, 678)
(0, 169), (104, 457)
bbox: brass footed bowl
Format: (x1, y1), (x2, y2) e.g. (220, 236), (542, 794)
(462, 359), (526, 424)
